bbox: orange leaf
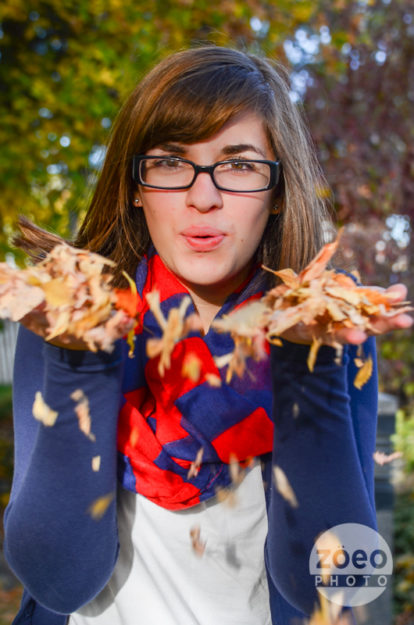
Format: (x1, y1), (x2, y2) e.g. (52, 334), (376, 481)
(114, 288), (141, 318)
(87, 492), (115, 520)
(353, 355), (373, 389)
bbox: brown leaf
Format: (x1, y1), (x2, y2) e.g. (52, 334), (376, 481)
(373, 450), (403, 466)
(190, 525), (206, 557)
(187, 447), (204, 479)
(205, 373), (222, 387)
(353, 354), (373, 389)
(70, 389), (96, 441)
(307, 336), (322, 372)
(273, 466), (298, 508)
(91, 455), (101, 472)
(87, 492), (115, 520)
(182, 352), (203, 383)
(145, 293), (193, 376)
(32, 391), (58, 426)
(299, 229), (343, 283)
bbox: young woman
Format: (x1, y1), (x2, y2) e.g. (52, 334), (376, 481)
(4, 46), (411, 625)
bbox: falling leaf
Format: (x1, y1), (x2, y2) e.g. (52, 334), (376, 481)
(70, 389), (96, 441)
(87, 492), (115, 520)
(129, 427), (139, 447)
(308, 592), (349, 625)
(187, 447), (204, 479)
(92, 455), (101, 472)
(229, 452), (245, 486)
(182, 352), (203, 382)
(215, 486), (238, 508)
(307, 337), (322, 372)
(213, 301), (269, 381)
(373, 450), (403, 465)
(146, 293), (202, 376)
(273, 466), (298, 508)
(353, 354), (373, 389)
(32, 391), (58, 426)
(190, 525), (206, 557)
(205, 373), (222, 387)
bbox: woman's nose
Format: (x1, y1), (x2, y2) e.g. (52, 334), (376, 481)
(185, 171), (224, 212)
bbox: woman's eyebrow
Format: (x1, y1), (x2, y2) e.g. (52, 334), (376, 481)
(221, 144), (267, 158)
(152, 142), (267, 158)
(155, 143), (186, 154)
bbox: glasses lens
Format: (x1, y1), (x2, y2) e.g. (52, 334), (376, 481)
(214, 160), (271, 191)
(139, 158), (194, 188)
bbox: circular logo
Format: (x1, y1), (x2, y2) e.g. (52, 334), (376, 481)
(309, 523), (393, 607)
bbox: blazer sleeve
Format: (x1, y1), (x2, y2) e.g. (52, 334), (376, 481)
(4, 326), (124, 614)
(265, 337), (378, 617)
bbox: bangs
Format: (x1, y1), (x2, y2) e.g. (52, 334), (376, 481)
(141, 63), (273, 150)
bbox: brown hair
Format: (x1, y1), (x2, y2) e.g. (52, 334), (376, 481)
(20, 46), (334, 285)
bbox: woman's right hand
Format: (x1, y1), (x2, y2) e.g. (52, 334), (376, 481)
(19, 305), (92, 350)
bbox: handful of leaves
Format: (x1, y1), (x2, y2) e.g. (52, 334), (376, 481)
(213, 232), (412, 384)
(0, 243), (140, 352)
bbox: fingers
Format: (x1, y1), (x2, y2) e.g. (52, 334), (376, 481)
(369, 312), (413, 335)
(384, 283), (408, 301)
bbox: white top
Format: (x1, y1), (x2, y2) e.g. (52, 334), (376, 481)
(69, 463), (271, 625)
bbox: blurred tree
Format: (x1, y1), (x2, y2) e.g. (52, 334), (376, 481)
(0, 0), (316, 249)
(292, 0), (414, 410)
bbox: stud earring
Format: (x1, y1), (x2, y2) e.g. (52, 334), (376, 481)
(134, 198), (141, 205)
(270, 205), (281, 215)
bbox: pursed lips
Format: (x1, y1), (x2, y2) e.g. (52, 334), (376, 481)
(180, 226), (226, 251)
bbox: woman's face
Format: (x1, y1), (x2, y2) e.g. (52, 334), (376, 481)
(137, 111), (275, 304)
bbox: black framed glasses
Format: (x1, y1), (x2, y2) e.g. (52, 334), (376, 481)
(132, 155), (281, 192)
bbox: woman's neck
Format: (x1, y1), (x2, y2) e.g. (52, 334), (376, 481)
(185, 291), (223, 335)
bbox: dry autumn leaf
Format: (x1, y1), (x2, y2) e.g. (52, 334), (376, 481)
(92, 455), (101, 472)
(205, 373), (222, 387)
(308, 592), (349, 625)
(353, 355), (373, 390)
(70, 389), (95, 441)
(145, 292), (203, 376)
(187, 447), (204, 479)
(32, 391), (58, 426)
(373, 450), (403, 465)
(215, 486), (238, 508)
(190, 525), (206, 557)
(87, 492), (115, 520)
(273, 466), (299, 508)
(212, 301), (269, 382)
(182, 352), (203, 383)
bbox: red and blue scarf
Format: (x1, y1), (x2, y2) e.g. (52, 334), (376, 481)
(117, 250), (273, 510)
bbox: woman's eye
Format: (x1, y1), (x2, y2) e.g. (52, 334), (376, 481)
(152, 158), (183, 168)
(224, 160), (256, 172)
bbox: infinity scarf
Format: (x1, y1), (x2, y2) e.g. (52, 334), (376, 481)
(117, 249), (274, 510)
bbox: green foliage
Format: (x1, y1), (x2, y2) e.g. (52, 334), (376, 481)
(0, 0), (304, 242)
(393, 410), (414, 473)
(394, 492), (414, 619)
